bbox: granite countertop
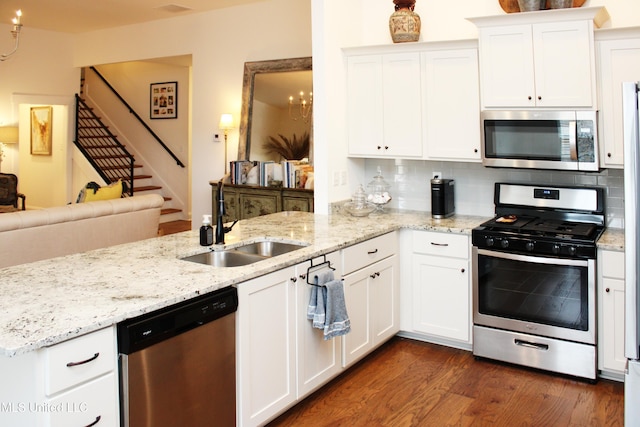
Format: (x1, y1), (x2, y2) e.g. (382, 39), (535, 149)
(0, 209), (624, 357)
(0, 209), (486, 357)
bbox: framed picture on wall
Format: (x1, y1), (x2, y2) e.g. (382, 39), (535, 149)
(150, 81), (178, 119)
(30, 106), (53, 156)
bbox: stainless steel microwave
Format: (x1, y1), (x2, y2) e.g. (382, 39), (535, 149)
(481, 110), (599, 172)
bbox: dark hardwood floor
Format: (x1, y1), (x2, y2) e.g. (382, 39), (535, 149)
(268, 337), (624, 427)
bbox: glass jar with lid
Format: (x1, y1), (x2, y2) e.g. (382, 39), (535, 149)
(367, 167), (392, 211)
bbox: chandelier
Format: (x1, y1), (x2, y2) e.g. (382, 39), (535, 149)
(1, 10), (23, 62)
(288, 91), (313, 123)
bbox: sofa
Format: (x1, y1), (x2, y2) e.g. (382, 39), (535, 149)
(0, 194), (164, 268)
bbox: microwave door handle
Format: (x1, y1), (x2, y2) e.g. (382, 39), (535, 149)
(569, 120), (578, 161)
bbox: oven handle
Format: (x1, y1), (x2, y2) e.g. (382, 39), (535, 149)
(515, 339), (549, 351)
(474, 248), (591, 267)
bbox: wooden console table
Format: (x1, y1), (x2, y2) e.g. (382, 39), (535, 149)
(210, 183), (314, 222)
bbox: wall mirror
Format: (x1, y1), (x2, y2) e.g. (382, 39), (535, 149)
(238, 57), (313, 163)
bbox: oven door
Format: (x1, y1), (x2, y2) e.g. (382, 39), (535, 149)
(472, 247), (596, 345)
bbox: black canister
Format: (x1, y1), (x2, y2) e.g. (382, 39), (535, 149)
(430, 178), (455, 218)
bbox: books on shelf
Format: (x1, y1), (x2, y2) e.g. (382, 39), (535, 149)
(229, 160), (313, 189)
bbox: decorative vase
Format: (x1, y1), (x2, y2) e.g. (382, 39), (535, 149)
(549, 0), (573, 9)
(517, 0), (545, 12)
(389, 1), (421, 43)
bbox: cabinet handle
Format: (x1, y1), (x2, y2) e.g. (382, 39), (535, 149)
(606, 288), (610, 293)
(538, 96), (542, 101)
(461, 268), (465, 273)
(299, 274), (307, 280)
(370, 272), (380, 279)
(528, 96), (532, 100)
(430, 242), (449, 247)
(474, 148), (478, 153)
(384, 146), (389, 150)
(291, 277), (298, 283)
(66, 352), (99, 367)
(367, 249), (378, 255)
(607, 153), (612, 158)
(377, 145), (382, 150)
(84, 415), (102, 427)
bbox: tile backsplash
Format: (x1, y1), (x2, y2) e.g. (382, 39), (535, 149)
(363, 159), (624, 229)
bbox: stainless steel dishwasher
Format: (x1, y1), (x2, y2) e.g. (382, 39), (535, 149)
(118, 286), (238, 427)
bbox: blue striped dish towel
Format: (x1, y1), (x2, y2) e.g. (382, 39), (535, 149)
(322, 278), (350, 340)
(307, 270), (334, 329)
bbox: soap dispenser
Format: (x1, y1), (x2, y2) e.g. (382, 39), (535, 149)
(200, 215), (213, 246)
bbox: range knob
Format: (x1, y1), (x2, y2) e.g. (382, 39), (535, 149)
(552, 244), (561, 255)
(485, 237), (495, 247)
(500, 239), (509, 249)
(567, 246), (577, 256)
(525, 241), (535, 251)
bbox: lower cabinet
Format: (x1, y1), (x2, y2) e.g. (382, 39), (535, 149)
(236, 252), (343, 427)
(342, 232), (400, 367)
(404, 230), (472, 347)
(598, 249), (626, 376)
(0, 326), (119, 427)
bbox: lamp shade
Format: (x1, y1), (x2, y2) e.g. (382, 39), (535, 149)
(219, 114), (234, 130)
(0, 126), (18, 143)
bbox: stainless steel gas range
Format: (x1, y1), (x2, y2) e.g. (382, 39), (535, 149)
(471, 183), (605, 380)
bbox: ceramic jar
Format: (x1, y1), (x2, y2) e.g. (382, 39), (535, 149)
(549, 0), (573, 9)
(517, 0), (545, 12)
(389, 1), (421, 43)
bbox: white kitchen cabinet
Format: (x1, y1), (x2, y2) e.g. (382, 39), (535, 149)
(470, 8), (607, 109)
(342, 232), (400, 367)
(596, 30), (640, 168)
(347, 52), (423, 158)
(236, 265), (297, 427)
(422, 47), (481, 161)
(598, 249), (626, 376)
(237, 252), (344, 426)
(409, 231), (472, 345)
(295, 252), (343, 399)
(0, 326), (118, 427)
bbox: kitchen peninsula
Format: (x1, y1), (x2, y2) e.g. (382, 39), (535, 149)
(0, 210), (623, 426)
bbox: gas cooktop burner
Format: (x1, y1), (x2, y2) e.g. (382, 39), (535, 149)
(480, 216), (599, 241)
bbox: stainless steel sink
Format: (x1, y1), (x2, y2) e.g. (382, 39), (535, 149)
(234, 241), (308, 257)
(181, 239), (308, 268)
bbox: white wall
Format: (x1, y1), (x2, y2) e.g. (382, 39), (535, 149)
(0, 27), (78, 207)
(312, 0), (640, 215)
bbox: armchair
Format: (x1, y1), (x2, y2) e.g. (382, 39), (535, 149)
(0, 173), (26, 211)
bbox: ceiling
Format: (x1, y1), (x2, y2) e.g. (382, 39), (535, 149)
(0, 0), (267, 34)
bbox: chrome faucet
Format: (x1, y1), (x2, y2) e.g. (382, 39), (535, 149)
(215, 179), (237, 244)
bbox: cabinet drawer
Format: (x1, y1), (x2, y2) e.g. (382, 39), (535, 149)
(47, 373), (118, 427)
(343, 232), (397, 275)
(412, 231), (469, 259)
(601, 250), (624, 279)
(45, 327), (116, 396)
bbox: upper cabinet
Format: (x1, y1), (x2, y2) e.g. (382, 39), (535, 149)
(346, 51), (423, 158)
(345, 40), (480, 162)
(469, 7), (609, 109)
(596, 28), (640, 169)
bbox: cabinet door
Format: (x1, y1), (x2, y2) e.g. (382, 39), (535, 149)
(533, 20), (594, 108)
(342, 266), (371, 367)
(423, 48), (481, 161)
(347, 53), (422, 158)
(370, 256), (400, 345)
(237, 267), (296, 427)
(412, 254), (470, 343)
(381, 52), (423, 158)
(239, 190), (280, 219)
(347, 55), (384, 156)
(597, 37), (640, 168)
(600, 277), (627, 373)
(478, 24), (536, 108)
(295, 252), (342, 399)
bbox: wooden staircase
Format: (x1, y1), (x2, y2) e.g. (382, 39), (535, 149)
(74, 95), (182, 220)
